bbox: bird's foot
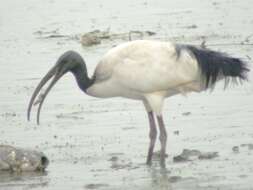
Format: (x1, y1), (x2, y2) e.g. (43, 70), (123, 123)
(160, 159), (166, 168)
(146, 155), (152, 166)
(159, 153), (167, 168)
(146, 159), (152, 166)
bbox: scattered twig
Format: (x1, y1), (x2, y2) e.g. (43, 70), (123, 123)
(244, 34), (253, 43)
(246, 55), (251, 60)
(39, 34), (69, 39)
(128, 31), (143, 41)
(200, 41), (206, 48)
(207, 43), (253, 47)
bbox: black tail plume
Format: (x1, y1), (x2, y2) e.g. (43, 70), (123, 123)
(176, 45), (250, 88)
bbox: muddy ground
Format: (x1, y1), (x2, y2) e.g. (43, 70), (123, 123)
(0, 0), (253, 189)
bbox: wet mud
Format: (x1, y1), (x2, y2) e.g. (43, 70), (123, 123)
(0, 0), (253, 189)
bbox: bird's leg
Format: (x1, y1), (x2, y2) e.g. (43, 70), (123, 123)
(157, 115), (167, 168)
(146, 111), (157, 165)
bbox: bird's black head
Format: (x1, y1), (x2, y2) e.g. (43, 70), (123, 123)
(56, 51), (87, 75)
(27, 51), (93, 125)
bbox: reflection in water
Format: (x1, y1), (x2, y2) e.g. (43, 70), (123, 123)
(0, 171), (48, 189)
(149, 166), (172, 190)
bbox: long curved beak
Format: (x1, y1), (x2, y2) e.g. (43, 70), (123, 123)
(27, 65), (65, 125)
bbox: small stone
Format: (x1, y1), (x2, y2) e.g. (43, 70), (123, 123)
(182, 112), (191, 116)
(232, 146), (239, 153)
(81, 35), (101, 46)
(168, 176), (182, 183)
(108, 156), (118, 162)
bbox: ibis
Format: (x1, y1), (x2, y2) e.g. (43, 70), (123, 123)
(27, 40), (249, 167)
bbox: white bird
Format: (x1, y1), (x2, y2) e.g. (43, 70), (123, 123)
(27, 40), (249, 167)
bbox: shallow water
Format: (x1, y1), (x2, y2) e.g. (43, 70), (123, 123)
(0, 0), (253, 189)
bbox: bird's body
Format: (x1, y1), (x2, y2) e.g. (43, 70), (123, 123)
(27, 40), (249, 167)
(87, 40), (201, 100)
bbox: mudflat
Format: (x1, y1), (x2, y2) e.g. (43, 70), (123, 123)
(0, 0), (252, 189)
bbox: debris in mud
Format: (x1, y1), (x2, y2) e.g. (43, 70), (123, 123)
(1, 112), (17, 118)
(238, 174), (248, 178)
(232, 146), (240, 153)
(84, 183), (109, 189)
(200, 38), (207, 48)
(108, 152), (124, 156)
(173, 155), (187, 162)
(198, 152), (219, 160)
(34, 28), (156, 46)
(42, 34), (70, 39)
(34, 29), (77, 40)
(168, 176), (182, 183)
(246, 55), (252, 60)
(169, 33), (241, 44)
(173, 149), (218, 162)
(108, 156), (118, 162)
(122, 127), (135, 130)
(108, 154), (138, 170)
(243, 34), (253, 44)
(81, 29), (156, 46)
(184, 24), (198, 29)
(109, 157), (134, 170)
(173, 149), (201, 162)
(212, 1), (219, 6)
(240, 143), (253, 150)
(56, 113), (84, 120)
(173, 130), (180, 135)
(182, 112), (191, 116)
(80, 30), (109, 46)
(34, 29), (59, 36)
(169, 176), (196, 184)
(0, 145), (49, 172)
(110, 161), (133, 170)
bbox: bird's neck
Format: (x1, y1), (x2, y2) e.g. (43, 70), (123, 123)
(70, 63), (95, 93)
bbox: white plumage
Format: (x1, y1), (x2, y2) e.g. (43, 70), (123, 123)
(87, 40), (202, 107)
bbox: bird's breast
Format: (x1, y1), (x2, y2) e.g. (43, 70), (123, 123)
(86, 78), (143, 100)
